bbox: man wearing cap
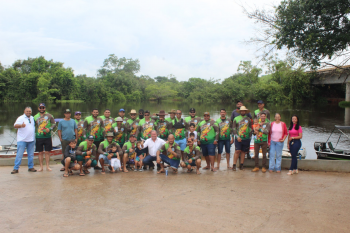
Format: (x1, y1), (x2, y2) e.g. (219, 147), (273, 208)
(232, 106), (253, 171)
(58, 109), (78, 171)
(117, 108), (128, 124)
(122, 134), (138, 172)
(136, 110), (157, 141)
(137, 109), (144, 120)
(253, 100), (270, 122)
(156, 134), (181, 174)
(155, 110), (172, 140)
(166, 109), (176, 122)
(231, 101), (252, 121)
(172, 110), (188, 160)
(11, 107), (36, 174)
(180, 137), (202, 174)
(76, 136), (98, 174)
(74, 111), (86, 146)
(197, 112), (219, 172)
(98, 132), (120, 174)
(100, 109), (115, 136)
(112, 117), (127, 147)
(252, 112), (270, 173)
(126, 109), (140, 140)
(34, 103), (56, 172)
(215, 108), (233, 169)
(142, 130), (166, 170)
(184, 108), (202, 131)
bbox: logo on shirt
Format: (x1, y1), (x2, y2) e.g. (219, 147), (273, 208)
(245, 120), (248, 123)
(44, 116), (48, 120)
(97, 120), (100, 124)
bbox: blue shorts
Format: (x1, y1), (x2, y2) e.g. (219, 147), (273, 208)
(136, 156), (140, 162)
(175, 138), (187, 151)
(218, 140), (231, 154)
(234, 138), (250, 152)
(201, 143), (216, 156)
(98, 154), (111, 165)
(160, 154), (180, 169)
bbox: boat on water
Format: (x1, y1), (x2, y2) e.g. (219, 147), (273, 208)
(315, 125), (350, 160)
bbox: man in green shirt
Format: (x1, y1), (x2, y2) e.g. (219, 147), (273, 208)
(156, 134), (181, 174)
(215, 108), (233, 169)
(74, 111), (85, 146)
(155, 110), (172, 140)
(180, 138), (202, 174)
(112, 117), (127, 148)
(136, 110), (157, 141)
(97, 132), (121, 174)
(197, 112), (219, 172)
(184, 108), (202, 131)
(99, 109), (115, 136)
(232, 106), (252, 171)
(34, 103), (56, 172)
(166, 109), (176, 122)
(253, 100), (270, 122)
(125, 109), (140, 140)
(76, 135), (98, 174)
(172, 109), (189, 160)
(117, 108), (128, 125)
(252, 113), (270, 173)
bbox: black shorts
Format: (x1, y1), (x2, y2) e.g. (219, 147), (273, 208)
(35, 138), (53, 152)
(234, 138), (250, 152)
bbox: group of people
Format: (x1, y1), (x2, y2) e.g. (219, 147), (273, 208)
(11, 100), (303, 177)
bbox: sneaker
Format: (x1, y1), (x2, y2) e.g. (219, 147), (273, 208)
(239, 164), (244, 170)
(134, 168), (138, 172)
(11, 169), (18, 174)
(28, 168), (37, 172)
(251, 167), (259, 172)
(232, 164), (236, 171)
(262, 167), (267, 173)
(139, 169), (143, 172)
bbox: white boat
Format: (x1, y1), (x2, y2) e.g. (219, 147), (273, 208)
(249, 143), (307, 159)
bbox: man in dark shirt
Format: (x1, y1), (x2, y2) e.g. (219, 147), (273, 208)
(231, 101), (252, 121)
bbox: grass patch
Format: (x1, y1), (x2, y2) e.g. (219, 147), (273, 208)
(339, 101), (350, 108)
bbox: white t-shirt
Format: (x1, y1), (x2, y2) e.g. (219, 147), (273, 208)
(142, 137), (166, 157)
(14, 114), (35, 142)
(187, 131), (197, 140)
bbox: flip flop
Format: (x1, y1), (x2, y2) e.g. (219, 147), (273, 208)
(79, 172), (85, 176)
(63, 173), (69, 177)
(60, 168), (65, 171)
(187, 169), (193, 173)
(157, 170), (165, 174)
(202, 167), (210, 170)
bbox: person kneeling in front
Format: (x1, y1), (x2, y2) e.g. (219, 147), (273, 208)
(76, 135), (98, 174)
(62, 139), (81, 177)
(157, 134), (181, 174)
(180, 138), (202, 174)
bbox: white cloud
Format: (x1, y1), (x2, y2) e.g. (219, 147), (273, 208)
(0, 0), (277, 79)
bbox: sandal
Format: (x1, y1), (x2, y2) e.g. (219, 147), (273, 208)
(187, 169), (193, 173)
(60, 168), (65, 171)
(287, 170), (293, 175)
(63, 173), (69, 177)
(79, 172), (85, 176)
(83, 169), (90, 174)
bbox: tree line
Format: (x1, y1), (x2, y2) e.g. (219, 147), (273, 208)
(0, 54), (334, 104)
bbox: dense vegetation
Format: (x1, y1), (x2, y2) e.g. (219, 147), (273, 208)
(0, 55), (324, 104)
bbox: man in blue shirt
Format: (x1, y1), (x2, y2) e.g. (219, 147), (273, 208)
(58, 109), (78, 171)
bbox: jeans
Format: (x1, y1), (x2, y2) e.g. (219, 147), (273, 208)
(159, 154), (180, 169)
(289, 139), (301, 170)
(14, 141), (35, 170)
(143, 155), (157, 167)
(98, 154), (111, 165)
(269, 141), (284, 171)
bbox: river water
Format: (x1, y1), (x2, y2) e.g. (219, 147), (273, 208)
(0, 101), (349, 159)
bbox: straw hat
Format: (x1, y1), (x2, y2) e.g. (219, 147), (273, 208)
(156, 110), (168, 116)
(168, 109), (176, 114)
(129, 109), (137, 114)
(237, 106), (250, 113)
(115, 117), (123, 122)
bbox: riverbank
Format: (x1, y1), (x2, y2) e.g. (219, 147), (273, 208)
(1, 164), (349, 232)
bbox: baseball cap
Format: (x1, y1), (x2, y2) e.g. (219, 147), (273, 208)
(119, 108), (125, 112)
(64, 109), (71, 113)
(129, 134), (136, 138)
(203, 112), (210, 115)
(39, 103), (46, 107)
(189, 108), (196, 112)
(257, 100), (264, 104)
(75, 111), (81, 115)
(87, 135), (94, 140)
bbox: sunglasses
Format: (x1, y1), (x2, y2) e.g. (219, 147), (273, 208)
(144, 114), (150, 116)
(28, 118), (31, 124)
(190, 111), (195, 113)
(130, 114), (136, 116)
(176, 113), (182, 115)
(39, 107), (45, 109)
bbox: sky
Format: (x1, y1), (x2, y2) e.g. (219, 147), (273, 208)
(0, 0), (278, 81)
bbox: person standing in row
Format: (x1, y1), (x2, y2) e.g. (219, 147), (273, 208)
(166, 109), (176, 122)
(231, 101), (252, 121)
(172, 110), (188, 160)
(287, 115), (303, 175)
(184, 108), (202, 131)
(155, 110), (172, 140)
(112, 117), (127, 148)
(74, 111), (86, 145)
(137, 110), (156, 142)
(118, 108), (128, 124)
(253, 100), (270, 122)
(84, 109), (104, 170)
(58, 109), (77, 172)
(34, 103), (56, 172)
(197, 112), (219, 172)
(100, 109), (115, 136)
(125, 109), (139, 140)
(268, 113), (288, 173)
(11, 107), (37, 174)
(215, 109), (233, 169)
(232, 106), (252, 171)
(251, 113), (270, 173)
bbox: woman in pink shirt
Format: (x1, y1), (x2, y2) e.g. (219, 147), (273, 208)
(287, 115), (303, 175)
(268, 113), (288, 173)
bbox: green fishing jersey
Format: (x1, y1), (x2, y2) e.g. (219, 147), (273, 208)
(183, 145), (201, 162)
(34, 113), (56, 139)
(215, 117), (232, 141)
(172, 118), (188, 140)
(253, 122), (270, 143)
(159, 142), (181, 160)
(125, 118), (140, 140)
(156, 120), (172, 140)
(99, 116), (115, 134)
(136, 118), (156, 140)
(122, 141), (138, 159)
(253, 109), (270, 123)
(75, 119), (86, 145)
(184, 116), (202, 131)
(232, 115), (252, 140)
(197, 120), (219, 144)
(84, 116), (104, 141)
(111, 122), (127, 146)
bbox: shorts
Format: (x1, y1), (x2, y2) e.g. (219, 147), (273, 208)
(201, 143), (216, 156)
(186, 159), (200, 166)
(61, 158), (76, 168)
(160, 154), (180, 169)
(93, 140), (103, 149)
(235, 138), (250, 152)
(83, 159), (97, 167)
(98, 154), (110, 165)
(35, 138), (53, 152)
(175, 138), (187, 151)
(136, 156), (140, 162)
(218, 140), (231, 154)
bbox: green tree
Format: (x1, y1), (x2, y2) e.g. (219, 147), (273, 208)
(145, 84), (177, 102)
(98, 54), (140, 76)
